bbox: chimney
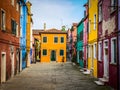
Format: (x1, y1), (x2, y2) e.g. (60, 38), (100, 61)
(44, 23), (46, 31)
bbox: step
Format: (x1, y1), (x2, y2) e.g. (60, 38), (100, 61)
(94, 81), (104, 86)
(99, 78), (108, 82)
(82, 70), (90, 75)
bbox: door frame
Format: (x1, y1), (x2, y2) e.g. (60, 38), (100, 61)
(11, 52), (14, 77)
(50, 50), (56, 61)
(103, 39), (109, 78)
(1, 52), (6, 83)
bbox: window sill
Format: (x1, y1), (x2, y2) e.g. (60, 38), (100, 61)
(110, 62), (117, 65)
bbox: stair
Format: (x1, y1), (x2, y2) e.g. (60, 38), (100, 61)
(94, 77), (108, 86)
(82, 69), (90, 75)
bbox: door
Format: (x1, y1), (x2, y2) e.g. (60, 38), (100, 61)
(1, 52), (6, 83)
(11, 53), (14, 77)
(104, 41), (109, 78)
(51, 50), (56, 61)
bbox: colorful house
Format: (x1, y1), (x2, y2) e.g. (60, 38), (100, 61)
(118, 0), (120, 89)
(26, 1), (33, 67)
(96, 0), (118, 89)
(39, 29), (67, 62)
(70, 23), (78, 63)
(76, 19), (84, 67)
(20, 0), (27, 70)
(88, 0), (98, 77)
(0, 0), (20, 83)
(83, 3), (88, 69)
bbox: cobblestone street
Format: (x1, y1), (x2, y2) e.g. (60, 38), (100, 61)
(0, 62), (111, 90)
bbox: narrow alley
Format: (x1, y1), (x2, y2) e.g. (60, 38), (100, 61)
(0, 62), (111, 90)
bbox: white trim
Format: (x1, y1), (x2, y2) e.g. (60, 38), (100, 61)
(111, 37), (117, 64)
(1, 8), (6, 31)
(42, 36), (47, 43)
(54, 36), (58, 44)
(98, 41), (102, 61)
(11, 0), (14, 6)
(93, 42), (97, 59)
(1, 52), (6, 83)
(60, 36), (64, 44)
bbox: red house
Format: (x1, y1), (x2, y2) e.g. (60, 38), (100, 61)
(0, 0), (20, 83)
(97, 0), (118, 89)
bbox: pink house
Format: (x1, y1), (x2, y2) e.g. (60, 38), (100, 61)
(83, 3), (88, 68)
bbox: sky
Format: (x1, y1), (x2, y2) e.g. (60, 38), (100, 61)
(28, 0), (87, 30)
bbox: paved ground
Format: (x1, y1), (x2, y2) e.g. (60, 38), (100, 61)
(0, 62), (112, 90)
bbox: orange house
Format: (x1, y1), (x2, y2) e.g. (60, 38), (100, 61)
(39, 29), (67, 62)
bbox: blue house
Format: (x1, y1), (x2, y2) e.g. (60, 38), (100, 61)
(76, 18), (84, 68)
(20, 0), (27, 70)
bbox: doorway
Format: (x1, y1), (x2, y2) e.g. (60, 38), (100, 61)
(104, 40), (109, 78)
(51, 50), (56, 61)
(11, 53), (14, 77)
(1, 52), (6, 83)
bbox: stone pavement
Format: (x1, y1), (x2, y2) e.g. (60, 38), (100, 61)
(0, 62), (112, 90)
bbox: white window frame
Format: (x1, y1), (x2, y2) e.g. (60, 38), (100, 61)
(1, 9), (6, 31)
(94, 14), (96, 30)
(110, 0), (117, 13)
(60, 37), (64, 43)
(98, 41), (102, 61)
(43, 36), (47, 43)
(16, 2), (19, 11)
(99, 2), (102, 22)
(93, 43), (97, 59)
(88, 45), (91, 58)
(42, 49), (47, 56)
(111, 37), (117, 64)
(11, 0), (14, 6)
(54, 36), (58, 43)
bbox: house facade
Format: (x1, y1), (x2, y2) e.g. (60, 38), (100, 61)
(83, 3), (88, 68)
(70, 23), (77, 63)
(76, 19), (84, 67)
(20, 0), (27, 70)
(0, 0), (20, 83)
(39, 29), (67, 62)
(88, 0), (98, 78)
(118, 0), (120, 89)
(26, 1), (33, 67)
(97, 0), (118, 89)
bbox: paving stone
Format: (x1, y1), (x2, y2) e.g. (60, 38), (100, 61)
(0, 62), (112, 90)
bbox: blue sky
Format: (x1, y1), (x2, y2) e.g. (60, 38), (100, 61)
(28, 0), (87, 30)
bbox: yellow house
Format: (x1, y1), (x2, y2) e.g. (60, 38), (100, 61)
(88, 0), (98, 77)
(26, 1), (33, 67)
(39, 29), (67, 62)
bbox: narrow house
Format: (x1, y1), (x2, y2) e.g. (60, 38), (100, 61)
(0, 0), (20, 83)
(96, 0), (118, 89)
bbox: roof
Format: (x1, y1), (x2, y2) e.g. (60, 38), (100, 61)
(33, 28), (67, 34)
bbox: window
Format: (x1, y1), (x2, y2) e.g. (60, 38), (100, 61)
(94, 14), (96, 30)
(111, 38), (117, 64)
(61, 37), (64, 43)
(11, 19), (17, 35)
(43, 49), (47, 56)
(1, 10), (5, 30)
(60, 50), (64, 56)
(99, 3), (102, 22)
(98, 42), (102, 61)
(94, 43), (97, 59)
(111, 0), (117, 12)
(54, 37), (58, 43)
(43, 37), (47, 43)
(16, 2), (19, 11)
(11, 0), (14, 6)
(88, 45), (91, 58)
(80, 31), (83, 41)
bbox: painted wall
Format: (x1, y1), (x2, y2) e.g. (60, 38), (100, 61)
(40, 33), (66, 62)
(20, 0), (27, 69)
(88, 0), (98, 78)
(77, 19), (84, 67)
(0, 0), (20, 82)
(98, 0), (118, 89)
